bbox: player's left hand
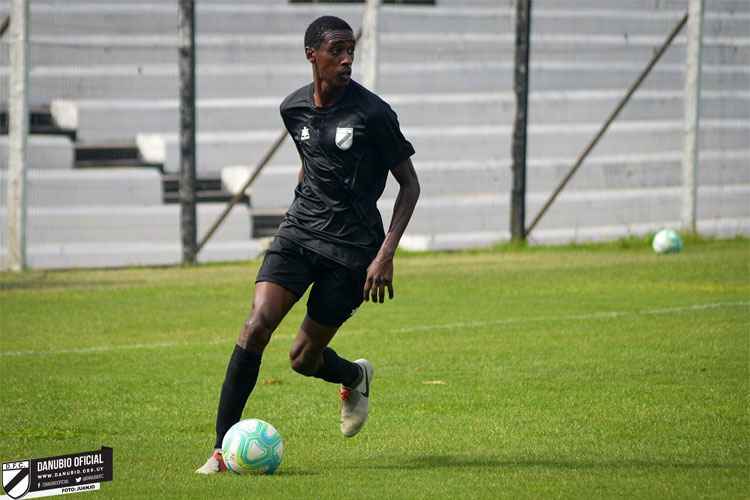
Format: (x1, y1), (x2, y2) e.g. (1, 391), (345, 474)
(364, 257), (394, 303)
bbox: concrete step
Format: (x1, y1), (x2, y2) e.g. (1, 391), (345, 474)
(73, 143), (159, 168)
(7, 59), (745, 102)
(14, 0), (727, 8)
(438, 0), (697, 7)
(141, 120), (749, 176)
(376, 185), (750, 236)
(161, 174), (247, 204)
(0, 203), (252, 245)
(12, 4), (746, 38)
(241, 150), (750, 209)
(0, 25), (750, 72)
(0, 168), (162, 206)
(376, 150), (750, 202)
(0, 135), (74, 170)
(531, 0), (748, 12)
(0, 106), (76, 139)
(5, 32), (746, 66)
(54, 91), (749, 142)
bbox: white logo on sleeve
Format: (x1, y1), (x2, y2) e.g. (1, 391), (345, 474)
(335, 127), (354, 150)
(300, 126), (310, 141)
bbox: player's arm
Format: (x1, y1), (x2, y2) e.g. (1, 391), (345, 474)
(364, 157), (420, 303)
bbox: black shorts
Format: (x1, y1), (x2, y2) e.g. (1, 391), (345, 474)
(256, 237), (367, 327)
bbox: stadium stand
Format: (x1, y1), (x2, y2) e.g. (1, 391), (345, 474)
(0, 0), (748, 268)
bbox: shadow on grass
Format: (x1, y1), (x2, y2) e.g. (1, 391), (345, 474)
(350, 454), (747, 471)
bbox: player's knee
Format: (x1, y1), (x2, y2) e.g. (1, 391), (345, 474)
(238, 315), (274, 353)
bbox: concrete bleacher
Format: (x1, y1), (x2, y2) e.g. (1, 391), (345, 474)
(242, 150), (750, 207)
(0, 203), (251, 245)
(51, 90), (749, 143)
(0, 135), (74, 170)
(380, 185), (750, 235)
(0, 0), (748, 269)
(0, 169), (161, 206)
(0, 203), (260, 269)
(136, 118), (747, 176)
(4, 47), (746, 101)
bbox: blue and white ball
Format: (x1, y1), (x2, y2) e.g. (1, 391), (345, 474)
(652, 229), (683, 254)
(222, 419), (284, 475)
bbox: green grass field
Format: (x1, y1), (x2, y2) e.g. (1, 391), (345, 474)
(1, 238), (748, 499)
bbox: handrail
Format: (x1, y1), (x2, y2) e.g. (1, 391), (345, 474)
(526, 13), (689, 237)
(0, 15), (10, 38)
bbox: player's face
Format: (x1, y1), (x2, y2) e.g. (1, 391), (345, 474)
(308, 30), (355, 88)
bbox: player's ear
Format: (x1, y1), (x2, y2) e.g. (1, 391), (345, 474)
(305, 47), (316, 63)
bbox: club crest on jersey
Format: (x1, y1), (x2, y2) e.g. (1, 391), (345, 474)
(300, 126), (310, 141)
(335, 127), (354, 150)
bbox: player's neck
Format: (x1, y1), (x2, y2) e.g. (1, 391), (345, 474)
(312, 78), (348, 109)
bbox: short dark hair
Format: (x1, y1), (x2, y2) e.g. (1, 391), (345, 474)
(304, 16), (353, 49)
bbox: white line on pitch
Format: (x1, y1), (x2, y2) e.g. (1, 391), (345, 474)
(386, 301), (750, 334)
(1, 301), (747, 358)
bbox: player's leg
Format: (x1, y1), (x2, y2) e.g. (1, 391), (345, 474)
(213, 282), (297, 448)
(288, 261), (373, 437)
(197, 238), (313, 474)
(288, 314), (360, 385)
(196, 282), (297, 474)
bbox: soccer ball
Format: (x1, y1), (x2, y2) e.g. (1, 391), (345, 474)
(652, 229), (683, 254)
(222, 419), (284, 475)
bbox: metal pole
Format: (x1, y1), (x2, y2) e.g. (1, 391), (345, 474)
(6, 0), (29, 271)
(510, 0), (532, 241)
(682, 0), (704, 234)
(360, 0), (379, 91)
(526, 13), (688, 237)
(178, 0), (197, 264)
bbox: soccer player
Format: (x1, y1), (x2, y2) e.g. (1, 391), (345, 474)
(196, 15), (420, 474)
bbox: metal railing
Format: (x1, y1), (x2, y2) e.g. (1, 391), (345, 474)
(526, 13), (689, 237)
(0, 15), (10, 38)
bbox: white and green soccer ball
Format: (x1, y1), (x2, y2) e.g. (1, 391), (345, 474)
(652, 229), (683, 254)
(222, 418), (284, 475)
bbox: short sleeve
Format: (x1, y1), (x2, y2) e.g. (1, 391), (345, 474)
(370, 103), (415, 171)
(279, 104), (292, 135)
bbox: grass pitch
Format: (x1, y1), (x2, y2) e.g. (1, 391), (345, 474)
(1, 238), (748, 499)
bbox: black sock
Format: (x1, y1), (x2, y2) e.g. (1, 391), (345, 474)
(213, 345), (262, 449)
(311, 347), (361, 387)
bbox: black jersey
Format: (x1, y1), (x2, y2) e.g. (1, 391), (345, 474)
(276, 80), (415, 270)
